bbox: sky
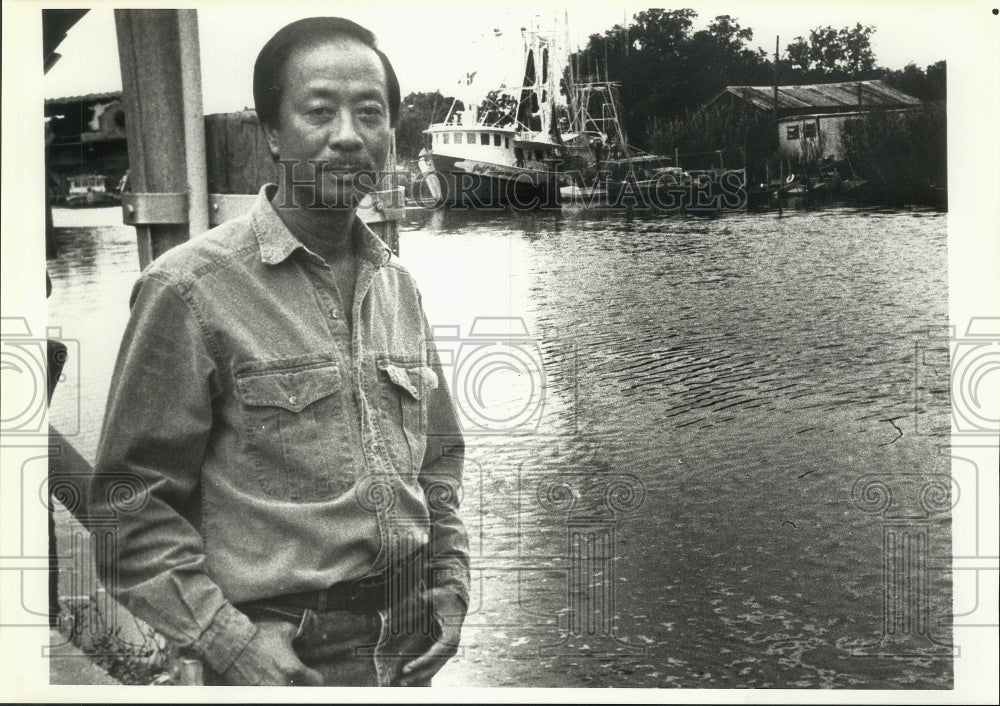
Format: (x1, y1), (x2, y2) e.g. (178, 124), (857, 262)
(42, 0), (958, 114)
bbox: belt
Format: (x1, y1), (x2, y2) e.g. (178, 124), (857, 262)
(236, 548), (428, 617)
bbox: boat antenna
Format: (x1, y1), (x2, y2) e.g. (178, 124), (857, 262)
(431, 91), (441, 125)
(773, 36), (779, 127)
(603, 35), (609, 81)
(623, 10), (628, 60)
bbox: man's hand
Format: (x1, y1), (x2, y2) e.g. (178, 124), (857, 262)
(222, 620), (323, 686)
(396, 586), (466, 687)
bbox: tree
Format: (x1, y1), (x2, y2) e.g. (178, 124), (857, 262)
(881, 60), (946, 102)
(395, 91), (456, 160)
(688, 16), (771, 97)
(786, 24), (878, 79)
(925, 60), (946, 101)
(573, 9), (770, 149)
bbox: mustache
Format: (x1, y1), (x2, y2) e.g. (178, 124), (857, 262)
(318, 159), (376, 173)
(277, 158), (378, 174)
(276, 159), (382, 191)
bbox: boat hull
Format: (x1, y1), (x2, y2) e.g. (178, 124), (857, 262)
(418, 153), (559, 209)
(64, 192), (121, 208)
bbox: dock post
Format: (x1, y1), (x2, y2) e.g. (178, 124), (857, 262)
(114, 10), (208, 268)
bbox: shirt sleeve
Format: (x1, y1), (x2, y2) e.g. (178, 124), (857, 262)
(88, 272), (256, 673)
(416, 303), (471, 612)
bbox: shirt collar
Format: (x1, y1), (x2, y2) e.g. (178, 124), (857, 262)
(250, 184), (393, 267)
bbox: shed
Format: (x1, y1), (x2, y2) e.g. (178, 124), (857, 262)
(705, 80), (921, 161)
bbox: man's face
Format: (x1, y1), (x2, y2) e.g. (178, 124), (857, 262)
(265, 37), (392, 208)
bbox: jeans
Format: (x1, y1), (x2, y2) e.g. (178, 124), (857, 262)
(205, 584), (440, 686)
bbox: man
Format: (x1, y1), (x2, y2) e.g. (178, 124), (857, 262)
(89, 17), (469, 687)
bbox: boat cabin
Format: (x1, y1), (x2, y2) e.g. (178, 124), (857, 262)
(425, 120), (561, 170)
(67, 174), (108, 195)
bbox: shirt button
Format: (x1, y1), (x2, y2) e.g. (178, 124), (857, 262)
(289, 395), (299, 405)
(330, 308), (339, 319)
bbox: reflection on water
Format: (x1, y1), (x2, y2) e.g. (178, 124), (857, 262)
(47, 204), (951, 688)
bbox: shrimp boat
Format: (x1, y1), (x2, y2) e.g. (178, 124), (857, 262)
(422, 21), (591, 207)
(558, 80), (746, 211)
(63, 173), (121, 207)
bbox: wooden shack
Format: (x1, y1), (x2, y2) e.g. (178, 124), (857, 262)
(705, 80), (922, 162)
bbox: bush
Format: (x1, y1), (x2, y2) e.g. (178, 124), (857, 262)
(839, 102), (946, 188)
(648, 101), (775, 180)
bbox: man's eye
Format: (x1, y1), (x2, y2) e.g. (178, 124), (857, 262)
(358, 106), (385, 119)
(307, 107), (333, 118)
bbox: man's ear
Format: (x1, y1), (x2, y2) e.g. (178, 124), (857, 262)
(263, 123), (280, 160)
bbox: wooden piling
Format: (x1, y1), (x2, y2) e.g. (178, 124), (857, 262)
(115, 9), (203, 268)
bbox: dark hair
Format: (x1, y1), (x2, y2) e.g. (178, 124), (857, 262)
(253, 17), (400, 129)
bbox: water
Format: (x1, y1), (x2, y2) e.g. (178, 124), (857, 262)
(47, 203), (951, 688)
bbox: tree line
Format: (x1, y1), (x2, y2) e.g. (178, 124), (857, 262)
(394, 8), (945, 189)
(573, 9), (944, 152)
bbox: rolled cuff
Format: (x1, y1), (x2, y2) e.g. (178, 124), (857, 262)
(429, 566), (470, 612)
(190, 603), (258, 674)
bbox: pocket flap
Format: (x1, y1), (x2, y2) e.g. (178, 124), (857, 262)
(377, 359), (439, 401)
(236, 364), (341, 412)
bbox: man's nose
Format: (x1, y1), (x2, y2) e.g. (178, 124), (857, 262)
(327, 108), (363, 151)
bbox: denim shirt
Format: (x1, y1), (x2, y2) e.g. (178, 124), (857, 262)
(89, 185), (469, 671)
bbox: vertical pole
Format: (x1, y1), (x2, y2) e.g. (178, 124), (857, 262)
(773, 36), (780, 122)
(369, 131), (400, 256)
(115, 10), (202, 268)
(778, 159), (784, 217)
(623, 9), (628, 59)
(177, 10), (209, 237)
(774, 36), (782, 217)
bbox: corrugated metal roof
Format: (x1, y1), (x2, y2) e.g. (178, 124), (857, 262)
(711, 80), (920, 112)
(45, 91), (122, 106)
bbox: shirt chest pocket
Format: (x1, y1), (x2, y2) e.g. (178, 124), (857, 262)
(235, 362), (358, 502)
(375, 358), (438, 480)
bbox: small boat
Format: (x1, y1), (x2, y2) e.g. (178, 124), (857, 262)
(64, 174), (120, 208)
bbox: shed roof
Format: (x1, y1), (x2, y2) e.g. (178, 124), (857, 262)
(709, 80), (920, 112)
(45, 91), (122, 107)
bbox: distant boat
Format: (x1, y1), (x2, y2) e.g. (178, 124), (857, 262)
(422, 21), (589, 207)
(63, 173), (120, 208)
(558, 81), (745, 211)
